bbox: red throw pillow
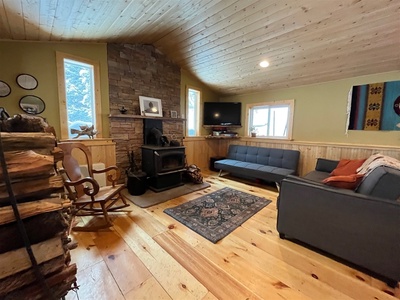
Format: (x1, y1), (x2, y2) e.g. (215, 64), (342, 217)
(330, 159), (366, 176)
(322, 174), (364, 190)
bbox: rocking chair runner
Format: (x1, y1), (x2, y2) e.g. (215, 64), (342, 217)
(57, 142), (129, 231)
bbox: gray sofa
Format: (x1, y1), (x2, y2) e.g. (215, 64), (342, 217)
(277, 158), (400, 287)
(214, 144), (300, 184)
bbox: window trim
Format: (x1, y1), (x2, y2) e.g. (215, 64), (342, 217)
(245, 99), (294, 140)
(186, 85), (201, 137)
(56, 51), (102, 140)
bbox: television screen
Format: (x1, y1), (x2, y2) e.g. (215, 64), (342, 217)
(203, 102), (242, 126)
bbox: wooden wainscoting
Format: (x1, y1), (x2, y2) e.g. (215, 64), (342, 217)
(184, 137), (400, 176)
(58, 138), (116, 167)
(183, 137), (233, 170)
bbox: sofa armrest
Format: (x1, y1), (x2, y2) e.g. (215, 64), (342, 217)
(284, 174), (326, 186)
(315, 158), (339, 173)
(277, 177), (400, 282)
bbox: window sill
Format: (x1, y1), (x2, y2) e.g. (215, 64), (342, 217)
(59, 138), (115, 146)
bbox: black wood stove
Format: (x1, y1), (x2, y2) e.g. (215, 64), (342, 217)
(141, 119), (185, 192)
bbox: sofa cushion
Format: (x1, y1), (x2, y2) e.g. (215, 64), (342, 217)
(322, 174), (364, 189)
(315, 158), (339, 173)
(214, 159), (295, 182)
(303, 170), (331, 182)
(226, 145), (300, 171)
(330, 159), (366, 176)
(356, 166), (400, 200)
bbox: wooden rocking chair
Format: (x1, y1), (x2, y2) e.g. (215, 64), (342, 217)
(57, 142), (129, 231)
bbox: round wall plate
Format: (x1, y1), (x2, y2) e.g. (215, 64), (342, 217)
(16, 74), (38, 90)
(19, 95), (45, 114)
(0, 81), (11, 97)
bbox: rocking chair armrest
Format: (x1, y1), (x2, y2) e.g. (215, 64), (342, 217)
(93, 166), (121, 185)
(92, 166), (119, 174)
(64, 177), (100, 196)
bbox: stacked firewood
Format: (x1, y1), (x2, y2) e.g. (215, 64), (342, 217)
(0, 132), (77, 299)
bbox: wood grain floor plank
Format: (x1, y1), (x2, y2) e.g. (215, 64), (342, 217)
(68, 230), (103, 272)
(124, 276), (172, 300)
(220, 234), (354, 300)
(154, 230), (265, 300)
(112, 215), (209, 300)
(93, 230), (153, 294)
(201, 291), (219, 300)
(65, 261), (124, 300)
(192, 234), (312, 300)
(234, 225), (397, 300)
(125, 204), (167, 238)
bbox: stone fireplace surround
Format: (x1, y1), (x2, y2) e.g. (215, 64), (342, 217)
(107, 43), (183, 182)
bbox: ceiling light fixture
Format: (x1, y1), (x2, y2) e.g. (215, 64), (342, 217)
(259, 60), (270, 68)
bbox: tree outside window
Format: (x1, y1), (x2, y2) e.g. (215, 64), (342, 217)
(64, 59), (96, 138)
(56, 52), (102, 139)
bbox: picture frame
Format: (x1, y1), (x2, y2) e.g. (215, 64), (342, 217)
(170, 110), (178, 118)
(139, 96), (163, 117)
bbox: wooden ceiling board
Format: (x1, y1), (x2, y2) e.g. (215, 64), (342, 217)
(179, 1), (394, 69)
(0, 0), (399, 95)
(38, 0), (57, 40)
(194, 23), (399, 80)
(154, 0), (269, 53)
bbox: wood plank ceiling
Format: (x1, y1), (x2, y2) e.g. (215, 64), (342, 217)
(0, 0), (399, 95)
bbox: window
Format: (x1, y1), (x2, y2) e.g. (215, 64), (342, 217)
(186, 87), (201, 136)
(247, 99), (294, 139)
(56, 52), (102, 139)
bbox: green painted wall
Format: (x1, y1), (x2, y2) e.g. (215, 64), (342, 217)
(222, 71), (400, 146)
(0, 40), (109, 138)
(180, 69), (222, 136)
(2, 39), (399, 146)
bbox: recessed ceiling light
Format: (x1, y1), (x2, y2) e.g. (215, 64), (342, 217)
(259, 60), (269, 68)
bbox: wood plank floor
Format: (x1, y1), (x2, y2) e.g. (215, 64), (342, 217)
(65, 172), (399, 300)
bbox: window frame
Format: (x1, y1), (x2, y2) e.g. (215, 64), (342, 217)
(245, 99), (294, 140)
(56, 51), (102, 140)
(186, 86), (201, 137)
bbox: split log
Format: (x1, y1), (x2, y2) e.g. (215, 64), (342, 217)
(0, 198), (71, 226)
(0, 211), (69, 254)
(52, 146), (64, 163)
(0, 236), (65, 280)
(0, 132), (56, 154)
(0, 175), (64, 204)
(3, 264), (77, 300)
(0, 150), (54, 181)
(0, 255), (67, 297)
(0, 114), (54, 134)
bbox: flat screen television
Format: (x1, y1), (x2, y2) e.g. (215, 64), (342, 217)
(203, 102), (242, 126)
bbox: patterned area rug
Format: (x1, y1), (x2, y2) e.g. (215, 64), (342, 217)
(164, 187), (272, 243)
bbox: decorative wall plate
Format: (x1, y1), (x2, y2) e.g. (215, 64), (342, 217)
(16, 74), (38, 90)
(0, 81), (11, 97)
(19, 95), (45, 114)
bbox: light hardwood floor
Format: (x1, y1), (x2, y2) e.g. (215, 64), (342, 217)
(65, 172), (399, 300)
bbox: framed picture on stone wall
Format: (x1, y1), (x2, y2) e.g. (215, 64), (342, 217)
(139, 96), (163, 117)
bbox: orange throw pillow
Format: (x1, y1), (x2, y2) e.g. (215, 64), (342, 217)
(322, 174), (364, 190)
(330, 159), (366, 176)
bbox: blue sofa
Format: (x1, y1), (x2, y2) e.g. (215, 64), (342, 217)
(214, 144), (300, 184)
